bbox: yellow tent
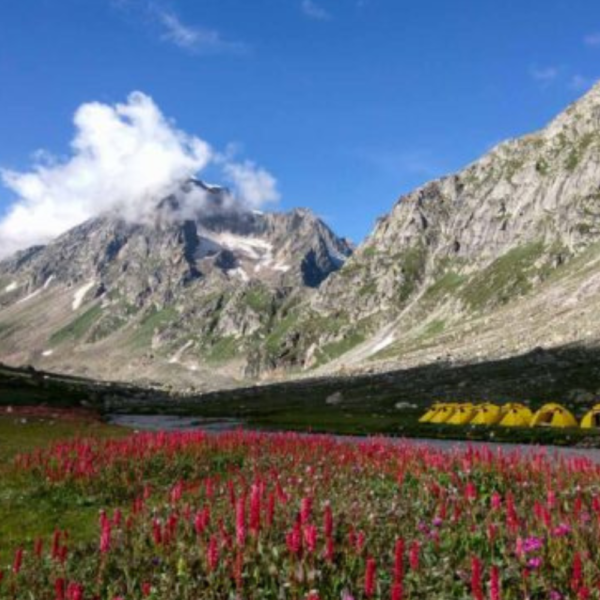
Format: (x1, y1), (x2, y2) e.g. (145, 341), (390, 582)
(581, 404), (600, 428)
(429, 403), (458, 424)
(531, 403), (578, 428)
(419, 403), (444, 423)
(470, 403), (505, 426)
(498, 403), (533, 427)
(447, 403), (477, 425)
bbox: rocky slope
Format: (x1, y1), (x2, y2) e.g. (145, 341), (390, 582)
(0, 180), (351, 390)
(255, 81), (600, 376)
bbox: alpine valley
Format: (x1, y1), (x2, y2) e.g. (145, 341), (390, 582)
(4, 83), (600, 393)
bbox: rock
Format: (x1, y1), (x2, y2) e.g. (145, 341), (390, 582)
(325, 391), (344, 406)
(394, 401), (417, 410)
(567, 389), (597, 405)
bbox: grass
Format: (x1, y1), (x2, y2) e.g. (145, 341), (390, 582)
(205, 336), (239, 363)
(396, 245), (427, 304)
(50, 304), (103, 345)
(0, 414), (126, 562)
(460, 242), (546, 310)
(244, 286), (272, 312)
(422, 318), (446, 337)
(128, 307), (177, 350)
(314, 330), (366, 366)
(422, 271), (466, 304)
(265, 311), (301, 353)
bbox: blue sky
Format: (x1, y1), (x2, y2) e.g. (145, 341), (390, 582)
(1, 0), (600, 247)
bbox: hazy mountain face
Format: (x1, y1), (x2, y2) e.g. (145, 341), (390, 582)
(4, 84), (600, 390)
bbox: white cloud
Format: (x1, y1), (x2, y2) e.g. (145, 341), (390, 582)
(156, 10), (247, 55)
(301, 0), (331, 21)
(0, 92), (279, 258)
(584, 32), (600, 47)
(222, 161), (280, 209)
(530, 66), (559, 84)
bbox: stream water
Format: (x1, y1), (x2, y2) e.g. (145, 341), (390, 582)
(107, 413), (600, 462)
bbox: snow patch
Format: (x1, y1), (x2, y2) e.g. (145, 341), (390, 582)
(16, 275), (54, 304)
(42, 350), (54, 357)
(4, 282), (17, 293)
(201, 230), (292, 277)
(210, 232), (273, 260)
(72, 280), (96, 310)
(17, 288), (41, 304)
(229, 267), (249, 282)
(168, 340), (194, 364)
(272, 262), (291, 273)
(371, 333), (395, 354)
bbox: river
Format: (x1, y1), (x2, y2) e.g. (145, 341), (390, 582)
(107, 413), (600, 462)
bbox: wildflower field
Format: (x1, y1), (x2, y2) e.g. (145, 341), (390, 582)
(2, 424), (600, 599)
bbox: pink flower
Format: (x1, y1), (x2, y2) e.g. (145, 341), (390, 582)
(55, 578), (66, 600)
(207, 536), (219, 572)
(304, 524), (318, 553)
(465, 481), (477, 502)
(394, 538), (404, 583)
(12, 548), (23, 575)
(364, 557), (377, 598)
(409, 541), (419, 571)
(523, 537), (543, 553)
(236, 496), (247, 547)
(470, 556), (483, 600)
(249, 484), (261, 534)
(300, 497), (313, 525)
(324, 505), (333, 538)
(356, 531), (366, 553)
(66, 583), (83, 600)
(515, 537), (524, 559)
(490, 565), (501, 600)
(286, 520), (302, 556)
(100, 512), (112, 554)
(578, 588), (591, 600)
(552, 523), (571, 537)
(491, 492), (502, 510)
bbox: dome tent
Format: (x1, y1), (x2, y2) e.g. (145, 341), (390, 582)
(530, 403), (578, 428)
(470, 403), (505, 426)
(429, 403), (458, 424)
(498, 403), (533, 427)
(419, 403), (445, 423)
(581, 404), (600, 428)
(447, 403), (477, 425)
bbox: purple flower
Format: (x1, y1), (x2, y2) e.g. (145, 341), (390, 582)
(552, 523), (571, 537)
(523, 536), (543, 553)
(527, 557), (542, 569)
(432, 517), (443, 528)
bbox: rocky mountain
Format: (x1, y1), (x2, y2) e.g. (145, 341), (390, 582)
(4, 82), (600, 390)
(252, 81), (600, 376)
(0, 180), (352, 389)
